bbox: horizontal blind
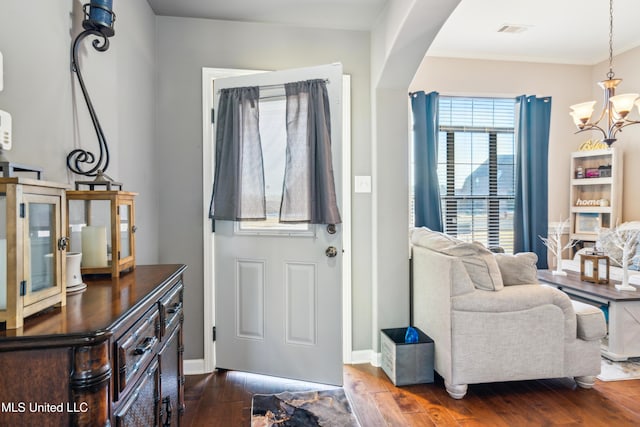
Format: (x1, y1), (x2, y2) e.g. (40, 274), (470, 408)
(438, 97), (516, 253)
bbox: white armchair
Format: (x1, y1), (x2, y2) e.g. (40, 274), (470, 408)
(411, 228), (606, 399)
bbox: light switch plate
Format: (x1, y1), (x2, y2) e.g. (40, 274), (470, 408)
(354, 175), (371, 193)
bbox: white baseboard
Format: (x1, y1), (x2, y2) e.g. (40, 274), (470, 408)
(184, 358), (208, 375)
(350, 350), (382, 367)
(187, 352), (382, 376)
(371, 352), (381, 367)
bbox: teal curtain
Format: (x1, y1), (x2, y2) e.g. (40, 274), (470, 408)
(514, 95), (551, 268)
(411, 91), (443, 231)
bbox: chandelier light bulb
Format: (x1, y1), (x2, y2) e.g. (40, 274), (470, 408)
(610, 93), (639, 119)
(569, 101), (596, 123)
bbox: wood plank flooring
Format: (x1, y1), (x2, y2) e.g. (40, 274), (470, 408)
(183, 364), (640, 426)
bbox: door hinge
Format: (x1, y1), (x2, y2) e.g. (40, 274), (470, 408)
(19, 203), (25, 218)
(212, 326), (216, 342)
(211, 108), (215, 124)
(20, 281), (26, 296)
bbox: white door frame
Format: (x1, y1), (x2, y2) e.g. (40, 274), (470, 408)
(200, 67), (352, 374)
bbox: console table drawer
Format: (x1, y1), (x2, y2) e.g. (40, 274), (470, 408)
(116, 305), (161, 397)
(160, 281), (183, 337)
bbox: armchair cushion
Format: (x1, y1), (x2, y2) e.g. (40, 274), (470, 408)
(444, 242), (503, 291)
(572, 300), (607, 341)
(452, 285), (576, 342)
(494, 252), (538, 285)
(411, 229), (503, 291)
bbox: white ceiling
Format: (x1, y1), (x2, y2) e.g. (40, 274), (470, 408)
(146, 0), (640, 65)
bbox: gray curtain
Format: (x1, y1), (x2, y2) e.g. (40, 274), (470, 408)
(209, 86), (266, 221)
(281, 79), (341, 224)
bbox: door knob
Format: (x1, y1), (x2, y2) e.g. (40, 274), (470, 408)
(325, 246), (338, 258)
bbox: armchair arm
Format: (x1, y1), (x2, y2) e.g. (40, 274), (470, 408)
(452, 285), (576, 341)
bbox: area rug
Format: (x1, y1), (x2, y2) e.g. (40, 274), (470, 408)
(598, 357), (640, 381)
(251, 389), (360, 427)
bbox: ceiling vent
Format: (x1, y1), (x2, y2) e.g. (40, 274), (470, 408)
(497, 24), (528, 34)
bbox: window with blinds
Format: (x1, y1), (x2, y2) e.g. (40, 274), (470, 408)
(437, 96), (516, 253)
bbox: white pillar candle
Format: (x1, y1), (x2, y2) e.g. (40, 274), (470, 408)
(81, 226), (108, 268)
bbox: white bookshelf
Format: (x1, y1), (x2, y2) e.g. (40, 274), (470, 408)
(569, 148), (622, 243)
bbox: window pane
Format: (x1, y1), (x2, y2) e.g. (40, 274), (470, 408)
(434, 96), (516, 252)
(239, 97), (308, 233)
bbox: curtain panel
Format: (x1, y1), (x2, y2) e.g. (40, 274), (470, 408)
(281, 79), (341, 224)
(514, 95), (551, 268)
(411, 91), (443, 231)
(209, 86), (266, 221)
(209, 79), (341, 226)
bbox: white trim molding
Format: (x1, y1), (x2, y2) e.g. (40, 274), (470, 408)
(201, 68), (354, 374)
(350, 350), (382, 367)
(184, 359), (207, 376)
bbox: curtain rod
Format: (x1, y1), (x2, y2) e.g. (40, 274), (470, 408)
(260, 78), (329, 91)
(217, 78), (330, 94)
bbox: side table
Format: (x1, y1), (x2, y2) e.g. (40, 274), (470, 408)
(538, 269), (640, 361)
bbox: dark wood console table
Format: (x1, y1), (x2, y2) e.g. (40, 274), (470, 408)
(0, 264), (187, 426)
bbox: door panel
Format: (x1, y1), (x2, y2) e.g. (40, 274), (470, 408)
(236, 260), (265, 340)
(214, 63), (343, 385)
(285, 262), (317, 346)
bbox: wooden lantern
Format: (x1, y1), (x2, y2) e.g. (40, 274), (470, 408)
(66, 190), (137, 277)
(580, 252), (610, 284)
(0, 178), (69, 329)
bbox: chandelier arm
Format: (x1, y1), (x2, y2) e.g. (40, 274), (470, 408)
(67, 29), (111, 177)
(585, 105), (609, 129)
(573, 124), (608, 141)
(611, 119), (640, 138)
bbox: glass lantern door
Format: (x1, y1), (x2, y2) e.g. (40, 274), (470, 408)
(0, 194), (6, 312)
(68, 199), (112, 271)
(118, 199), (134, 264)
(23, 194), (62, 306)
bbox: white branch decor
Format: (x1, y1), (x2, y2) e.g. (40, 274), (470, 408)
(539, 218), (577, 276)
(610, 228), (640, 291)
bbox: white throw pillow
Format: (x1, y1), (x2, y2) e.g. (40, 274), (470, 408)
(494, 252), (538, 285)
(439, 242), (504, 291)
(411, 228), (504, 291)
(598, 225), (640, 267)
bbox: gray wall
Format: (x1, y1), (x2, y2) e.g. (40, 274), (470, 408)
(155, 17), (373, 359)
(0, 0), (159, 264)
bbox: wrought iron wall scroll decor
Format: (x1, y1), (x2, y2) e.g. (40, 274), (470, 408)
(68, 1), (116, 180)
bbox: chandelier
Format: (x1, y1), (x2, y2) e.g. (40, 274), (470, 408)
(569, 0), (640, 146)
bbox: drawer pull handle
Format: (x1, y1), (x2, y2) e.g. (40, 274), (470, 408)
(134, 336), (157, 355)
(162, 396), (172, 427)
(167, 302), (182, 314)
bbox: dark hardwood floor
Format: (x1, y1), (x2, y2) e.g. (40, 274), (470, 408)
(184, 364), (640, 426)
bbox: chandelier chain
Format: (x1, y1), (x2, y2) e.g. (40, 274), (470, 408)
(608, 0), (614, 79)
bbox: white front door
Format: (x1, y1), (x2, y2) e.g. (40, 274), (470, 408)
(213, 64), (344, 385)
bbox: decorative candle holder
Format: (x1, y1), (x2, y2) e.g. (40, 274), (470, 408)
(66, 189), (136, 278)
(580, 252), (610, 284)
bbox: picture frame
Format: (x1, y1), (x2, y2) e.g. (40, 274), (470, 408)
(575, 212), (601, 234)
